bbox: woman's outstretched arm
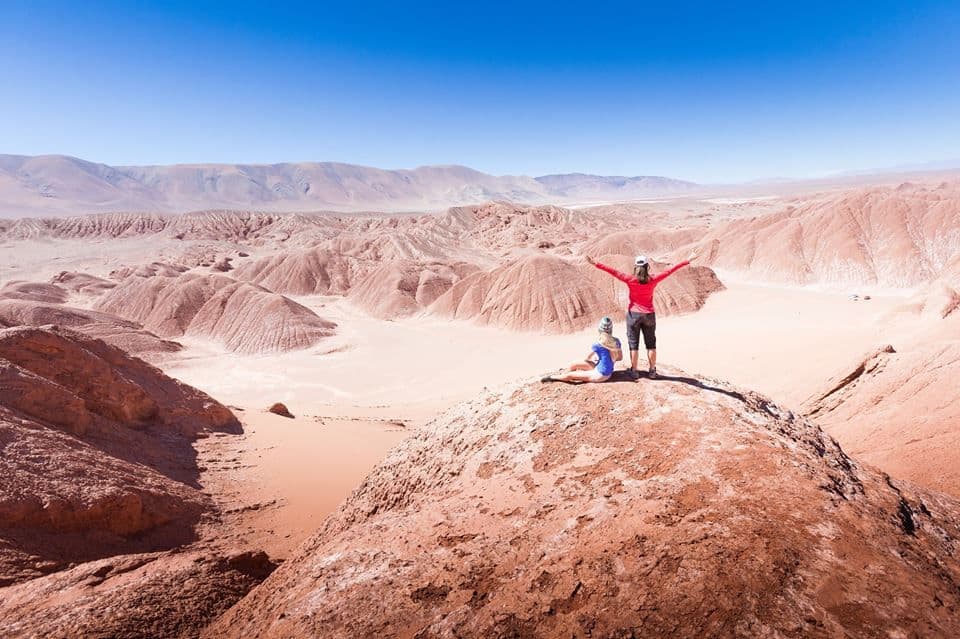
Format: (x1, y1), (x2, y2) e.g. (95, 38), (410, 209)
(585, 255), (632, 283)
(651, 250), (700, 284)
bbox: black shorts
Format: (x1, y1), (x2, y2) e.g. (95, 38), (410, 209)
(626, 311), (656, 350)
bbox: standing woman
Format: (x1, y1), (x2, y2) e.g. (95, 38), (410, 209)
(586, 252), (698, 379)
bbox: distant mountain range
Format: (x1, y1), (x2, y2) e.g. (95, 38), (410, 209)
(0, 154), (699, 218)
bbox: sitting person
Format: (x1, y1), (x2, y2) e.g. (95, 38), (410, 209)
(542, 316), (622, 383)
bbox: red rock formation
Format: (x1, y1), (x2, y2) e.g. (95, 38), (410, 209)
(693, 181), (960, 286)
(347, 260), (479, 319)
(0, 326), (239, 585)
(804, 310), (960, 497)
(49, 271), (117, 296)
(208, 374), (960, 638)
(95, 273), (336, 353)
(429, 254), (723, 332)
(444, 202), (601, 252)
(580, 227), (705, 259)
(0, 299), (182, 356)
(0, 281), (68, 304)
(268, 402), (294, 418)
(232, 247), (363, 295)
(428, 255), (614, 333)
(0, 550), (276, 638)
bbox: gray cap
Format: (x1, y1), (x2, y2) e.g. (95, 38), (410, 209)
(598, 316), (613, 333)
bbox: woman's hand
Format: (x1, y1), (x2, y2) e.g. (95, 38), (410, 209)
(585, 255), (596, 265)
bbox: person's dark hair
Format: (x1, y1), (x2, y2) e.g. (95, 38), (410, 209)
(634, 264), (650, 283)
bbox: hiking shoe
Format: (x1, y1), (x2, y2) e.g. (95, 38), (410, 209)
(628, 368), (640, 380)
(648, 367), (658, 379)
(541, 375), (555, 383)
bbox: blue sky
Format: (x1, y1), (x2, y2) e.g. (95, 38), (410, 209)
(1, 1), (959, 182)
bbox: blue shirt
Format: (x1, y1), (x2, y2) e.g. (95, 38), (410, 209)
(591, 338), (620, 376)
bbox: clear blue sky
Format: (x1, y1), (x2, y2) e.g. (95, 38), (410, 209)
(1, 1), (959, 182)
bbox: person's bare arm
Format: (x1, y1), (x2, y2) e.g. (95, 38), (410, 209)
(586, 255), (632, 283)
(652, 259), (691, 284)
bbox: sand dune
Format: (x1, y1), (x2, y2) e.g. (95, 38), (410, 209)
(208, 376), (960, 639)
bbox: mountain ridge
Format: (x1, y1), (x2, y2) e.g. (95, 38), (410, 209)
(0, 154), (698, 218)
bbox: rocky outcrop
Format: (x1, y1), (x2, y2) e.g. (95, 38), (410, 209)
(232, 247), (367, 295)
(0, 326), (239, 585)
(428, 255), (615, 333)
(268, 402), (294, 419)
(428, 254), (724, 333)
(95, 273), (336, 354)
(208, 373), (960, 638)
(0, 298), (182, 356)
(347, 260), (479, 319)
(803, 312), (960, 497)
(49, 271), (117, 297)
(0, 325), (236, 437)
(580, 227), (705, 259)
(692, 181), (960, 286)
(0, 281), (69, 304)
(0, 550), (277, 639)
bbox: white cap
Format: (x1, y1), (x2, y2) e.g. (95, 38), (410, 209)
(634, 255), (648, 266)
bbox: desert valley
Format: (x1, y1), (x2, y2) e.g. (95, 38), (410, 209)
(0, 155), (958, 637)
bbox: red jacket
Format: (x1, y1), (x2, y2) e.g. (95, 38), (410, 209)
(594, 261), (690, 314)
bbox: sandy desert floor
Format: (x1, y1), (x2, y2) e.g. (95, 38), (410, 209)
(170, 281), (911, 558)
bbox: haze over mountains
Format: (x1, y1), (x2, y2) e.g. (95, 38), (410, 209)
(0, 154), (698, 218)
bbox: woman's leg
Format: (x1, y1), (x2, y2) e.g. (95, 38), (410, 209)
(554, 370), (595, 382)
(626, 311), (641, 378)
(641, 314), (658, 376)
(543, 360), (594, 382)
(555, 369), (609, 383)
